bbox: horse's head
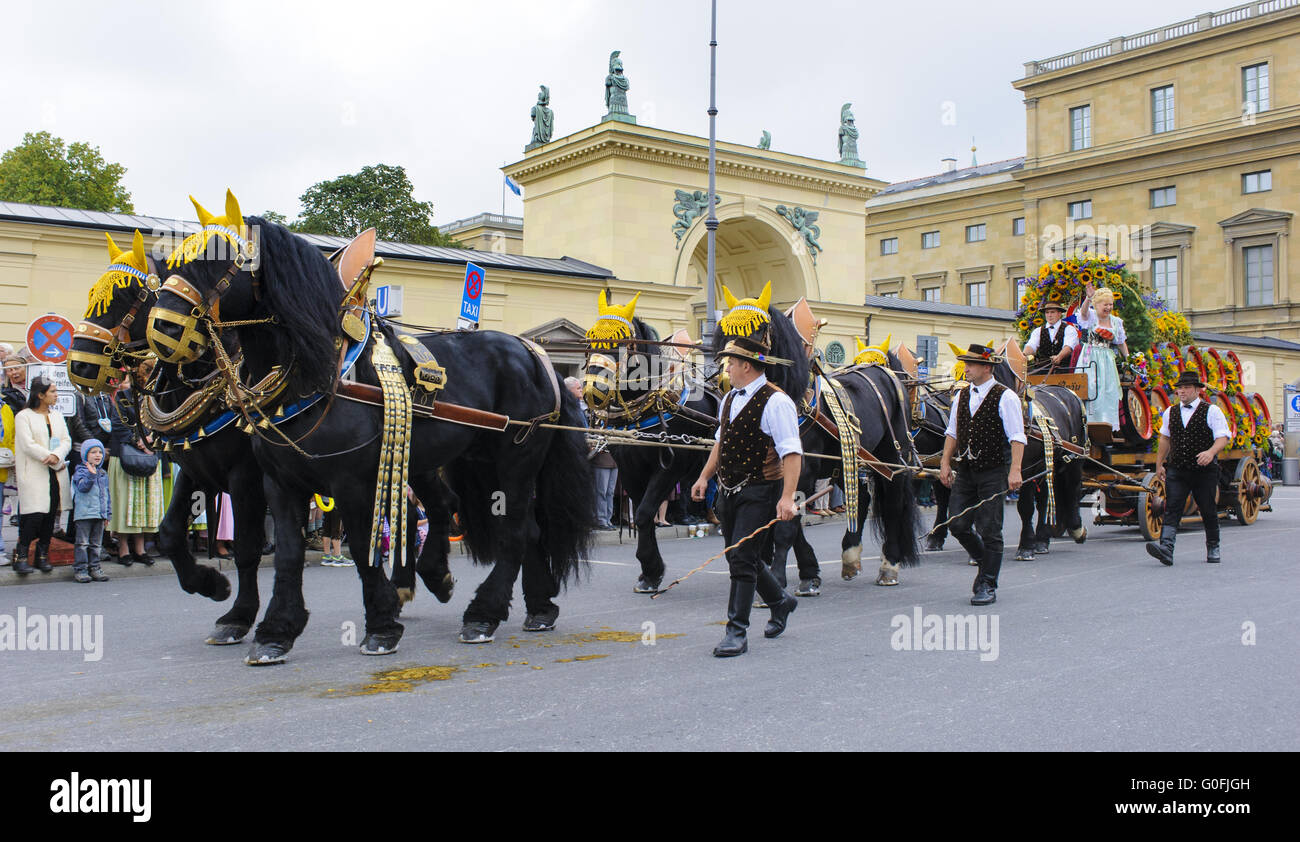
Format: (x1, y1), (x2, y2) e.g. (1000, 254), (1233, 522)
(853, 334), (891, 367)
(710, 282), (810, 399)
(582, 290), (654, 412)
(148, 190), (258, 364)
(69, 230), (160, 394)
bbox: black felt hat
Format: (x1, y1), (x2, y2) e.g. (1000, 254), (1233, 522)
(1173, 369), (1205, 389)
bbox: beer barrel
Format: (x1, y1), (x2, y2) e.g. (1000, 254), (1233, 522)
(1210, 392), (1237, 439)
(1149, 385), (1171, 437)
(1183, 345), (1208, 387)
(1121, 383), (1153, 441)
(1231, 393), (1256, 445)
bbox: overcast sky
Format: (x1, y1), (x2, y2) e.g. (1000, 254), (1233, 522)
(8, 0), (1213, 230)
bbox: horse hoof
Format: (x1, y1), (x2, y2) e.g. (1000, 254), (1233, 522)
(1034, 541), (1050, 554)
(433, 573), (455, 604)
(245, 641), (291, 666)
(522, 606), (559, 633)
(841, 546), (862, 581)
(1070, 527), (1087, 544)
(923, 536), (945, 552)
(360, 633), (401, 656)
(459, 620), (499, 644)
(874, 561), (900, 586)
(396, 587), (415, 605)
(206, 623), (250, 645)
(1014, 549), (1035, 562)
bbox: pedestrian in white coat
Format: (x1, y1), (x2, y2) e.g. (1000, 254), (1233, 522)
(11, 376), (71, 574)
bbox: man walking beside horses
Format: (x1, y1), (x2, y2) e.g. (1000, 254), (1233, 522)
(940, 344), (1025, 606)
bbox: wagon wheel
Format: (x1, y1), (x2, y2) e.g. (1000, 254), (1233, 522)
(1233, 457), (1264, 525)
(1138, 475), (1165, 541)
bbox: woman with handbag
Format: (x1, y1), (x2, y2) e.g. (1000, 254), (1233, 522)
(12, 376), (72, 574)
(107, 366), (162, 566)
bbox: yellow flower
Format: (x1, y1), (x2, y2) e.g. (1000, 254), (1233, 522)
(1052, 262), (1065, 273)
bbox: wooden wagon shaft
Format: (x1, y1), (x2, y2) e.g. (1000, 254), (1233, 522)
(810, 409), (895, 480)
(1082, 480), (1149, 493)
(336, 381), (510, 431)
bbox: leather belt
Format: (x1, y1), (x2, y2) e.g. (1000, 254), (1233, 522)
(335, 381), (509, 432)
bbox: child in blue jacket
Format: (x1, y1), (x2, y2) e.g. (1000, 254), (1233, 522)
(72, 438), (111, 583)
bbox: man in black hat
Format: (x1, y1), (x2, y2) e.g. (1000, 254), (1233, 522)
(691, 334), (801, 657)
(940, 344), (1026, 605)
(1146, 370), (1231, 565)
(1021, 301), (1079, 372)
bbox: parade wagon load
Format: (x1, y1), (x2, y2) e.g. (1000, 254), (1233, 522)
(1013, 250), (1273, 538)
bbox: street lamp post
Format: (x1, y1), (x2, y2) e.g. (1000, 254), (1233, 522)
(704, 0), (719, 350)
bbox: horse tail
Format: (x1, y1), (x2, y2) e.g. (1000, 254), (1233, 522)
(535, 378), (596, 587)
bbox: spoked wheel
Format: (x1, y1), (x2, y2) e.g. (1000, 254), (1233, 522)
(1233, 457), (1265, 525)
(1138, 475), (1166, 541)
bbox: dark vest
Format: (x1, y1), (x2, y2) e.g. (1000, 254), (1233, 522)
(955, 382), (1012, 472)
(717, 382), (783, 488)
(1032, 323), (1066, 366)
(1167, 401), (1216, 471)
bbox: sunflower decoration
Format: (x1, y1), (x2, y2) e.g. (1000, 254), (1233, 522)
(1015, 251), (1155, 346)
(1253, 414), (1269, 447)
(1203, 352), (1223, 392)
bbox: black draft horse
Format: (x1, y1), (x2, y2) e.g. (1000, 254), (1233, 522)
(987, 347), (1088, 559)
(581, 312), (720, 592)
(893, 367), (957, 554)
(714, 308), (922, 588)
(69, 239), (268, 646)
(147, 215), (594, 662)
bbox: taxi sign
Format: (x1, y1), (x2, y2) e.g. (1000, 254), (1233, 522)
(457, 262), (484, 331)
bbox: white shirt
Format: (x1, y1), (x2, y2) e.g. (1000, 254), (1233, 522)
(944, 377), (1028, 445)
(1024, 321), (1079, 354)
(1159, 398), (1231, 441)
(714, 372), (803, 458)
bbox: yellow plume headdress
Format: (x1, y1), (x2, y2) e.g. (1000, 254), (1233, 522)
(853, 333), (891, 366)
(87, 231), (155, 317)
(718, 281), (772, 337)
(166, 189), (252, 269)
(586, 290), (641, 348)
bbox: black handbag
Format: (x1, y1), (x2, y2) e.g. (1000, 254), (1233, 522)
(119, 442), (159, 477)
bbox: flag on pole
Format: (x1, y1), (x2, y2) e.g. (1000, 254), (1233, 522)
(504, 175), (522, 197)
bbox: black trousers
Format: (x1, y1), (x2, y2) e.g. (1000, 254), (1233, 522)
(949, 463), (1008, 591)
(716, 480), (787, 602)
(1164, 466), (1220, 546)
(18, 469), (60, 553)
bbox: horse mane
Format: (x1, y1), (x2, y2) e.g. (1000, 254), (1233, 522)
(243, 216), (343, 396)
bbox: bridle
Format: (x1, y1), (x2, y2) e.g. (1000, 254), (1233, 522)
(69, 260), (160, 394)
(148, 224), (261, 364)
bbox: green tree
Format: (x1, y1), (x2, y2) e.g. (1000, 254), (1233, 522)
(0, 131), (134, 212)
(293, 163), (462, 247)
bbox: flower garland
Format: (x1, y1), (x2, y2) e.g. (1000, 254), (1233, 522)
(1016, 252), (1156, 352)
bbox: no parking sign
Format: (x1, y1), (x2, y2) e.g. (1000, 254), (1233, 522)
(26, 313), (75, 364)
(457, 262), (484, 331)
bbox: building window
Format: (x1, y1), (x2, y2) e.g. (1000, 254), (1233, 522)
(965, 224), (986, 243)
(879, 291), (899, 298)
(966, 282), (988, 308)
(1068, 200), (1092, 220)
(1151, 86), (1174, 134)
(1013, 276), (1028, 306)
(1242, 170), (1272, 194)
(1152, 256), (1178, 310)
(1244, 245), (1273, 306)
(1070, 105), (1091, 150)
(1149, 186), (1176, 208)
(916, 335), (938, 372)
(880, 237), (898, 255)
(1243, 63), (1270, 115)
(1012, 217), (1025, 236)
(921, 287), (941, 303)
(921, 231), (940, 249)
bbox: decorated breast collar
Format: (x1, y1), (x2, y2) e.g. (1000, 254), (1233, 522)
(158, 310), (371, 447)
(618, 380), (693, 431)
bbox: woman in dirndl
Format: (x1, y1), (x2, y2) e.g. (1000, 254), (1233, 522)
(107, 365), (163, 565)
(1076, 285), (1130, 431)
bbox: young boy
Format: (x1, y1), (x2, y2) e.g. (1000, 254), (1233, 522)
(71, 439), (111, 583)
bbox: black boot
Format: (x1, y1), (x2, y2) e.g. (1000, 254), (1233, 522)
(1206, 542), (1221, 563)
(713, 580), (754, 657)
(34, 544), (53, 573)
(756, 564), (796, 639)
(11, 544), (33, 575)
(1145, 525), (1176, 566)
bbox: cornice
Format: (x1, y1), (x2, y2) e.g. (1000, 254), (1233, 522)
(505, 128), (885, 201)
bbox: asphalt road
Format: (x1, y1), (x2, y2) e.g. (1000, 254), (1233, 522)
(2, 488), (1296, 751)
